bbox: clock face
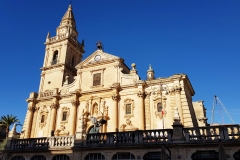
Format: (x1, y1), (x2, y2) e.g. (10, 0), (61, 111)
(94, 55), (101, 61)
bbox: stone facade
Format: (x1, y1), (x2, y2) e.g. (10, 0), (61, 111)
(2, 5), (240, 160)
(20, 5), (207, 140)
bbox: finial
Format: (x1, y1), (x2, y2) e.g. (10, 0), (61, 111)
(68, 2), (72, 10)
(96, 41), (103, 50)
(131, 63), (136, 70)
(148, 64), (153, 71)
(46, 32), (50, 42)
(149, 64), (152, 70)
(82, 39), (85, 46)
(173, 107), (181, 125)
(130, 63), (138, 74)
(46, 32), (50, 39)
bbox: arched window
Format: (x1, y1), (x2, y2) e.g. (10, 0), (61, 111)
(191, 150), (219, 160)
(112, 152), (135, 160)
(143, 152), (160, 160)
(143, 152), (170, 160)
(51, 50), (58, 65)
(41, 115), (45, 123)
(71, 56), (75, 66)
(30, 155), (46, 160)
(62, 111), (67, 121)
(11, 156), (25, 160)
(157, 102), (162, 112)
(85, 153), (105, 160)
(52, 155), (70, 160)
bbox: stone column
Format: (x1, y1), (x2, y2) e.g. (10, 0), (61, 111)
(31, 106), (40, 138)
(175, 86), (183, 124)
(137, 91), (146, 130)
(25, 105), (35, 138)
(112, 94), (120, 132)
(25, 92), (38, 138)
(70, 93), (79, 136)
(111, 83), (121, 132)
(101, 100), (106, 133)
(49, 103), (58, 135)
(145, 92), (151, 130)
(49, 89), (59, 135)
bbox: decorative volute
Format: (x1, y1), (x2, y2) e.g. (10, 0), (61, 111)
(57, 4), (78, 38)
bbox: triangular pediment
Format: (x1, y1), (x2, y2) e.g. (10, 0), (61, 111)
(76, 49), (121, 69)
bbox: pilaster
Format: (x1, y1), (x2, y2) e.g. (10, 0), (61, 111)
(49, 88), (60, 136)
(25, 92), (38, 138)
(145, 92), (151, 130)
(137, 90), (146, 130)
(69, 91), (80, 136)
(111, 83), (121, 132)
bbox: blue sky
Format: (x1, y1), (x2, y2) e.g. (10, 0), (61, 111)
(0, 1), (240, 130)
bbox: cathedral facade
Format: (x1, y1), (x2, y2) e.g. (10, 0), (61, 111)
(21, 5), (206, 139)
(2, 5), (240, 160)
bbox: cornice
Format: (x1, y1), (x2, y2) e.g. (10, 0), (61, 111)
(45, 35), (84, 53)
(40, 63), (77, 72)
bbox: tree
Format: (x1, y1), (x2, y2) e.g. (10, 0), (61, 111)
(0, 114), (20, 138)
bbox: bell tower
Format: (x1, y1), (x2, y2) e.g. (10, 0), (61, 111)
(39, 5), (84, 92)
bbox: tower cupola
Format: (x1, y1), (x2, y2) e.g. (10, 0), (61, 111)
(56, 5), (78, 39)
(147, 64), (155, 80)
(39, 5), (84, 92)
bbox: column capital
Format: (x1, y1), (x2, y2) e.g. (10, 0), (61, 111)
(145, 92), (151, 98)
(137, 91), (146, 98)
(110, 83), (121, 92)
(175, 86), (182, 94)
(112, 94), (120, 101)
(50, 103), (59, 109)
(28, 105), (36, 112)
(71, 100), (79, 107)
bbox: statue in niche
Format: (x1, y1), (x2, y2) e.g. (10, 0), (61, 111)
(91, 103), (102, 118)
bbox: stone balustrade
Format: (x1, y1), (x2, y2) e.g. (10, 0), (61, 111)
(7, 136), (74, 150)
(49, 34), (67, 42)
(183, 125), (240, 142)
(39, 90), (54, 98)
(4, 125), (240, 150)
(84, 129), (172, 146)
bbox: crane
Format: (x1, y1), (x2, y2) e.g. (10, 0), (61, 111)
(211, 95), (235, 125)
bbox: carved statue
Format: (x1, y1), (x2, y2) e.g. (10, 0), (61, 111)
(54, 125), (69, 136)
(9, 124), (22, 138)
(119, 118), (138, 132)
